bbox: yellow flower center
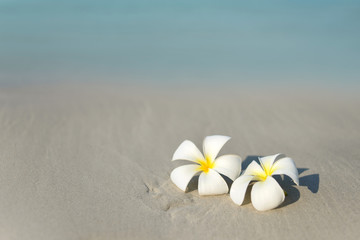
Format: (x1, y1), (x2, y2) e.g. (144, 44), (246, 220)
(196, 155), (215, 173)
(257, 163), (276, 181)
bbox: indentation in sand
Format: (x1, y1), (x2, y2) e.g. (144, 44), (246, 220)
(142, 178), (196, 213)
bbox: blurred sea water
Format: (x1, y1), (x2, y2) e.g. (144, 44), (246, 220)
(0, 0), (359, 87)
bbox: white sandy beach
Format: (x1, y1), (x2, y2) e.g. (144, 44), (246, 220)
(0, 84), (359, 240)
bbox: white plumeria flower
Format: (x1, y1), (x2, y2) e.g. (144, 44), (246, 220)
(230, 153), (299, 211)
(171, 135), (242, 195)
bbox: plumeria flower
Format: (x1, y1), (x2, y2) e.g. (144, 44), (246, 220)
(230, 153), (299, 211)
(171, 135), (242, 195)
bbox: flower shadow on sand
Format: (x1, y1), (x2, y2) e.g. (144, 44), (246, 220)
(242, 156), (320, 209)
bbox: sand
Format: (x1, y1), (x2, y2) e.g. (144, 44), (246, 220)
(0, 83), (359, 240)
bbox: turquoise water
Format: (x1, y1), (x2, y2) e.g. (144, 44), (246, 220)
(0, 0), (359, 86)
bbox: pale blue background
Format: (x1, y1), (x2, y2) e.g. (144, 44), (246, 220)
(0, 0), (359, 87)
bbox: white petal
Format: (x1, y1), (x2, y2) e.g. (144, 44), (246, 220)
(251, 176), (285, 211)
(230, 175), (254, 205)
(243, 160), (266, 178)
(198, 169), (229, 195)
(259, 153), (284, 171)
(170, 164), (200, 191)
(213, 154), (242, 181)
(271, 157), (299, 185)
(172, 140), (204, 163)
(202, 135), (231, 161)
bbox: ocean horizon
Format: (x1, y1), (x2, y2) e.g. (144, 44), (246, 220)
(0, 0), (359, 88)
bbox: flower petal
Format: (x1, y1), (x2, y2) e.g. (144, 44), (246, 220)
(213, 154), (242, 181)
(251, 176), (285, 211)
(172, 140), (204, 163)
(198, 169), (229, 195)
(271, 157), (299, 185)
(230, 175), (254, 205)
(243, 160), (266, 179)
(170, 164), (201, 191)
(202, 135), (231, 161)
(259, 153), (284, 172)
